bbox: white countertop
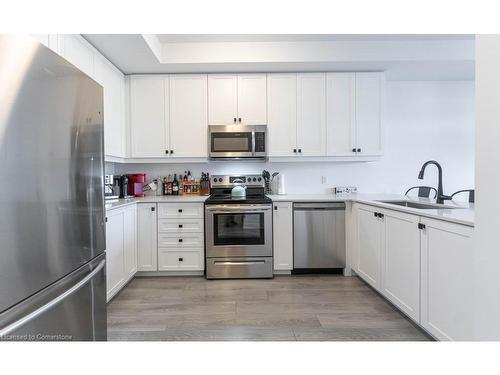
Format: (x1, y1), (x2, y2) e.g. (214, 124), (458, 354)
(105, 195), (209, 211)
(268, 193), (475, 227)
(106, 192), (474, 227)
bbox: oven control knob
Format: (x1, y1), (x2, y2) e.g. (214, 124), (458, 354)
(257, 177), (262, 182)
(218, 178), (223, 182)
(213, 178), (217, 182)
(253, 178), (257, 182)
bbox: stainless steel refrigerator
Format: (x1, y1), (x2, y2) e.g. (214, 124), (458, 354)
(0, 35), (106, 341)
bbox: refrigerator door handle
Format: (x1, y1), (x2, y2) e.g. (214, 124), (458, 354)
(0, 260), (105, 337)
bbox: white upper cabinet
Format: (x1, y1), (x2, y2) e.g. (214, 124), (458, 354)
(58, 35), (94, 78)
(130, 76), (169, 157)
(355, 72), (383, 155)
(326, 73), (356, 156)
(169, 75), (208, 158)
(267, 74), (297, 157)
(94, 53), (126, 158)
(237, 74), (267, 124)
(208, 75), (238, 125)
(296, 73), (326, 156)
(208, 74), (267, 125)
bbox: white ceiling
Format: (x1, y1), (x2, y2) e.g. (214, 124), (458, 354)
(156, 34), (475, 43)
(83, 34), (475, 80)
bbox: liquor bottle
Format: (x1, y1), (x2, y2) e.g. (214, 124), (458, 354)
(167, 174), (173, 195)
(162, 176), (168, 196)
(172, 174), (179, 195)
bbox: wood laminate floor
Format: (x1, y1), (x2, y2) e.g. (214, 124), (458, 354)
(107, 275), (432, 341)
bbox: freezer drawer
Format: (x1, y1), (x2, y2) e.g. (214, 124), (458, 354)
(293, 202), (346, 270)
(0, 254), (106, 341)
(206, 257), (273, 279)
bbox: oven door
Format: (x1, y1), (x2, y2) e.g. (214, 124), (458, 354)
(205, 204), (272, 257)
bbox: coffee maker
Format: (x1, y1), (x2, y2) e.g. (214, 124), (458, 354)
(128, 173), (146, 197)
(118, 175), (132, 198)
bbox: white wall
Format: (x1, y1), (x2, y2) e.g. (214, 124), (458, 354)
(111, 80), (474, 198)
(474, 35), (500, 340)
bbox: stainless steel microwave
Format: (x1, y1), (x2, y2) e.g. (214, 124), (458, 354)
(208, 125), (267, 160)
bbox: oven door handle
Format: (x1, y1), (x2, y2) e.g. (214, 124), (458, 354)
(206, 206), (271, 212)
(214, 260), (266, 266)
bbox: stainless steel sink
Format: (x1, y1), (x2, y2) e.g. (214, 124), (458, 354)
(376, 200), (463, 210)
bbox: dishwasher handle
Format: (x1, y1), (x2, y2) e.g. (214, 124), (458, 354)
(294, 202), (345, 210)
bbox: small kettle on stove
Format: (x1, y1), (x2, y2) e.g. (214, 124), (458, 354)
(231, 179), (247, 198)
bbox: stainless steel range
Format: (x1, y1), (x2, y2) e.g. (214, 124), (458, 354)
(205, 175), (273, 279)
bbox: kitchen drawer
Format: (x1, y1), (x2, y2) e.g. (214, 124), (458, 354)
(158, 232), (204, 248)
(158, 249), (204, 271)
(158, 203), (204, 219)
(158, 218), (204, 233)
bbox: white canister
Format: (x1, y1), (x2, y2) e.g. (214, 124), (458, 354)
(277, 174), (286, 195)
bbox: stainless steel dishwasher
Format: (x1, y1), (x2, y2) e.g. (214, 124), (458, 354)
(293, 202), (346, 273)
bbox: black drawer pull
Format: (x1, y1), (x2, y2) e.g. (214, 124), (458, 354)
(178, 257), (183, 262)
(151, 207), (155, 212)
(178, 224), (183, 228)
(178, 209), (183, 213)
(178, 238), (183, 242)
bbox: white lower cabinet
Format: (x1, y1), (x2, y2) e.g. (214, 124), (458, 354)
(157, 203), (204, 271)
(420, 218), (474, 341)
(353, 203), (474, 340)
(137, 203), (158, 272)
(272, 202), (293, 271)
(105, 205), (137, 302)
(381, 209), (420, 323)
(356, 204), (383, 289)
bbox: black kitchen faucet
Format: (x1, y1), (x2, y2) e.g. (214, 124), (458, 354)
(418, 160), (452, 204)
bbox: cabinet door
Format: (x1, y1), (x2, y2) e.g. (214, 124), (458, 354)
(237, 74), (267, 124)
(130, 76), (169, 157)
(169, 75), (208, 157)
(381, 210), (420, 322)
(420, 218), (474, 340)
(59, 35), (94, 77)
(267, 74), (297, 157)
(94, 54), (126, 158)
(123, 206), (137, 279)
(273, 202), (293, 271)
(137, 203), (158, 271)
(326, 73), (356, 156)
(356, 204), (382, 290)
(355, 72), (382, 155)
(208, 75), (238, 125)
(296, 73), (326, 156)
(105, 210), (125, 301)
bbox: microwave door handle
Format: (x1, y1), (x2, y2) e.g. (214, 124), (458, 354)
(251, 131), (256, 156)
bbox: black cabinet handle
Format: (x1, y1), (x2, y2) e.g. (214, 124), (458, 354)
(170, 150), (174, 154)
(298, 149), (302, 153)
(352, 148), (357, 153)
(178, 257), (183, 262)
(178, 238), (183, 242)
(178, 224), (183, 228)
(418, 223), (426, 230)
(238, 117), (242, 123)
(165, 150), (169, 155)
(233, 117), (237, 123)
(178, 209), (183, 213)
(274, 206), (278, 210)
(377, 213), (384, 219)
(105, 217), (108, 222)
(151, 207), (155, 212)
(374, 212), (378, 217)
(357, 148), (361, 153)
(293, 149), (297, 153)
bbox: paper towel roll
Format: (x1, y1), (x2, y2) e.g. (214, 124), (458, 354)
(278, 174), (286, 195)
